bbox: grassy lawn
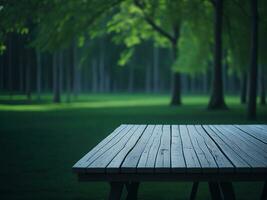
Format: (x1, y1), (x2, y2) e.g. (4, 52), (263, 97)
(0, 94), (266, 200)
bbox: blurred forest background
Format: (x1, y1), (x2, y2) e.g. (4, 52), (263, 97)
(0, 0), (267, 199)
(0, 0), (266, 118)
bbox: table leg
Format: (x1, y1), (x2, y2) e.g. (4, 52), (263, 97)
(190, 182), (199, 200)
(108, 182), (124, 200)
(125, 182), (140, 200)
(208, 182), (223, 200)
(261, 181), (267, 200)
(220, 182), (235, 200)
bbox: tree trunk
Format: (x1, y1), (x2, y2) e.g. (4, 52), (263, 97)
(36, 49), (42, 101)
(145, 62), (151, 93)
(53, 52), (61, 103)
(92, 59), (98, 92)
(19, 51), (24, 93)
(208, 0), (227, 109)
(187, 75), (191, 93)
(99, 40), (105, 93)
(206, 64), (212, 93)
(59, 51), (63, 96)
(0, 54), (4, 91)
(73, 43), (80, 98)
(128, 64), (134, 93)
(105, 72), (110, 92)
(240, 72), (247, 104)
(247, 0), (258, 119)
(153, 46), (159, 93)
(66, 49), (71, 103)
(26, 49), (32, 101)
(8, 35), (13, 99)
(170, 43), (181, 105)
(259, 65), (266, 105)
(66, 45), (74, 103)
(223, 50), (228, 93)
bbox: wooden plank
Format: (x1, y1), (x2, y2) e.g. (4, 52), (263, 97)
(187, 125), (218, 173)
(87, 125), (141, 173)
(171, 125), (186, 173)
(254, 125), (267, 131)
(107, 125), (147, 173)
(235, 125), (267, 144)
(216, 125), (267, 166)
(254, 124), (267, 130)
(79, 125), (134, 170)
(74, 124), (267, 176)
(179, 125), (201, 173)
(120, 125), (155, 173)
(222, 125), (267, 156)
(194, 125), (234, 172)
(202, 125), (250, 172)
(73, 124), (129, 171)
(155, 125), (171, 173)
(248, 125), (267, 134)
(137, 125), (163, 173)
(211, 125), (266, 171)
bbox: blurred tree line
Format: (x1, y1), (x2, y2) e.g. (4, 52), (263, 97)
(0, 0), (266, 119)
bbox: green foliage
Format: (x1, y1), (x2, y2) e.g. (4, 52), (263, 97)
(118, 48), (134, 66)
(0, 0), (123, 52)
(223, 0), (250, 74)
(107, 1), (154, 46)
(107, 0), (215, 74)
(0, 43), (6, 54)
(172, 1), (213, 74)
(173, 22), (211, 74)
(1, 0), (266, 76)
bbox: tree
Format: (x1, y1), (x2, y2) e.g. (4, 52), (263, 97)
(108, 0), (208, 105)
(36, 49), (42, 101)
(0, 0), (123, 102)
(258, 0), (267, 106)
(224, 1), (250, 104)
(247, 0), (258, 120)
(207, 0), (227, 109)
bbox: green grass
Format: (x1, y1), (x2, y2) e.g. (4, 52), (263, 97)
(0, 94), (266, 200)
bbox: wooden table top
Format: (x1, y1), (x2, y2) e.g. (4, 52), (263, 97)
(73, 124), (267, 181)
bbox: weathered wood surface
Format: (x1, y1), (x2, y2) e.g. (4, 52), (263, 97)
(73, 124), (267, 177)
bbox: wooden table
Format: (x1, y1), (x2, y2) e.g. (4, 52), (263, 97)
(73, 124), (267, 200)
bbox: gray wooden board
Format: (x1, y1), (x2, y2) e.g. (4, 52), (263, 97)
(217, 125), (267, 166)
(155, 125), (171, 173)
(194, 125), (234, 172)
(179, 125), (201, 173)
(73, 124), (129, 171)
(187, 125), (218, 173)
(247, 125), (267, 135)
(235, 125), (267, 144)
(87, 125), (140, 173)
(106, 125), (147, 173)
(171, 125), (186, 173)
(137, 125), (163, 173)
(81, 125), (134, 171)
(221, 125), (267, 157)
(202, 125), (250, 172)
(254, 125), (267, 130)
(73, 124), (267, 176)
(211, 125), (266, 171)
(121, 125), (155, 173)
